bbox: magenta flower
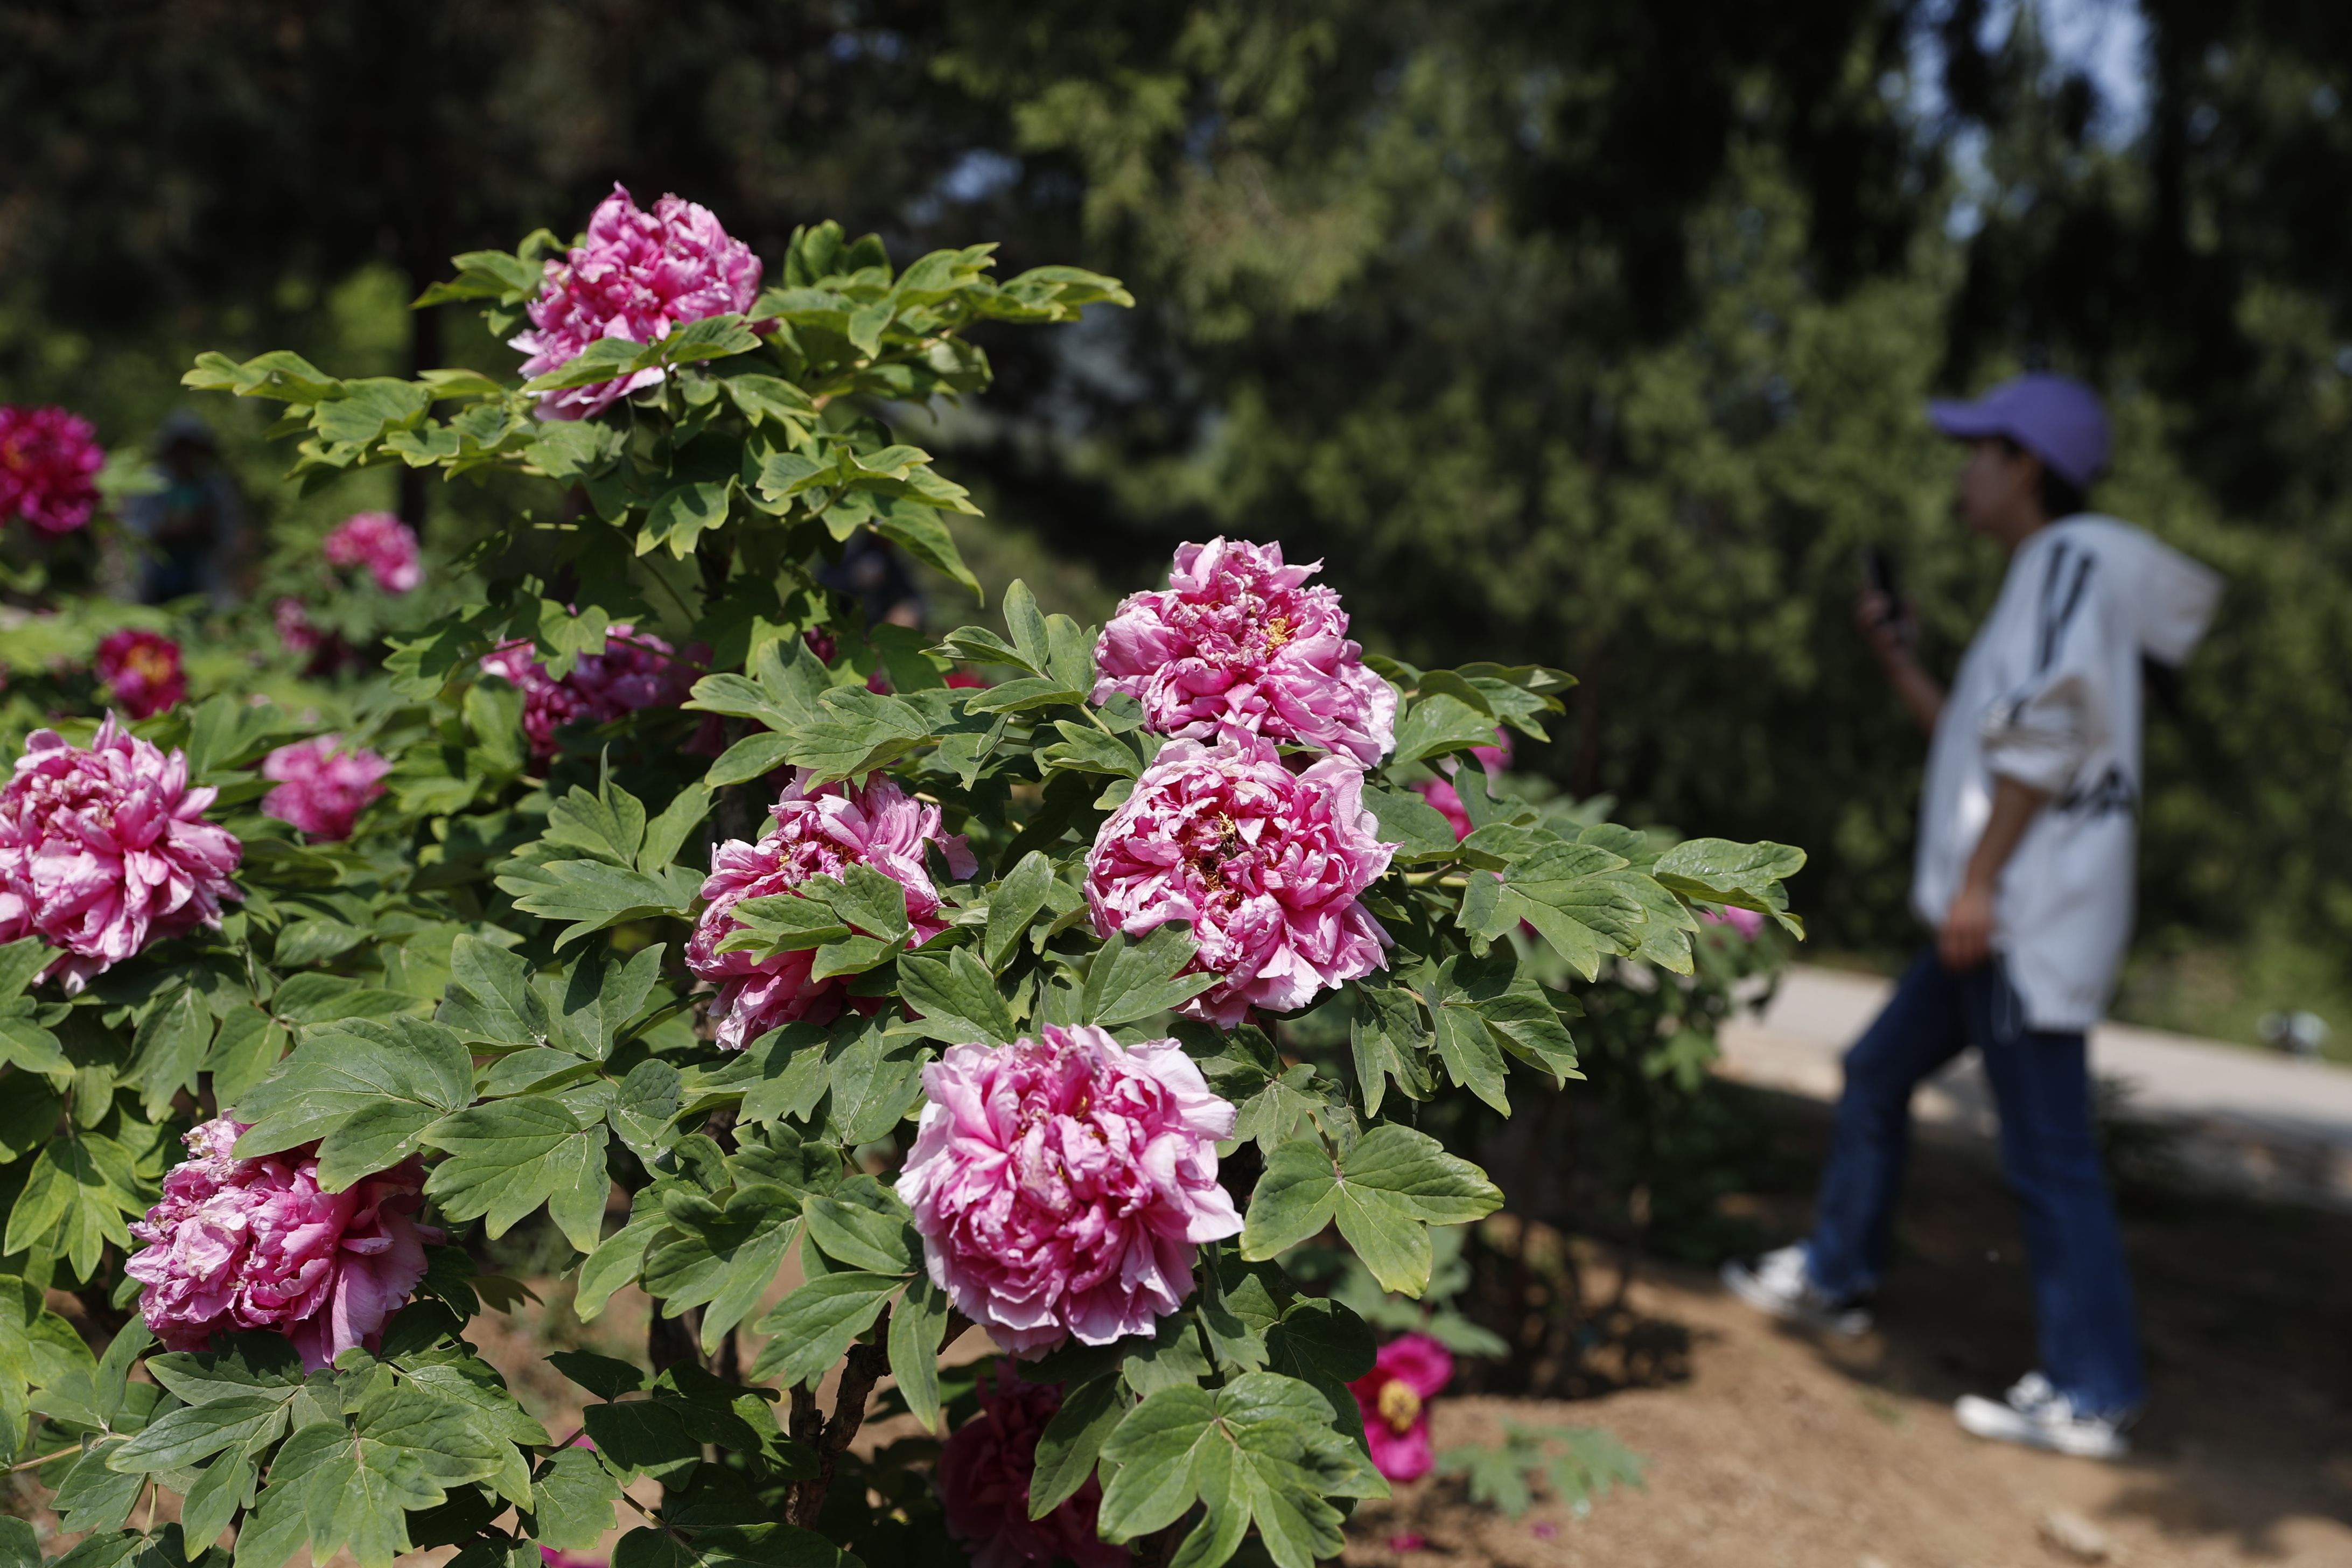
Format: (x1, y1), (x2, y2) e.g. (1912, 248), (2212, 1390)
(321, 510), (422, 594)
(937, 1364), (1125, 1568)
(273, 597), (323, 656)
(479, 624), (691, 759)
(0, 717), (241, 992)
(1085, 733), (1394, 1027)
(260, 737), (391, 842)
(687, 772), (973, 1050)
(1348, 1333), (1454, 1482)
(126, 1118), (438, 1371)
(95, 628), (186, 720)
(897, 1025), (1241, 1356)
(1467, 727), (1513, 776)
(512, 183), (763, 420)
(1093, 537), (1397, 765)
(0, 405), (104, 536)
(1701, 905), (1766, 939)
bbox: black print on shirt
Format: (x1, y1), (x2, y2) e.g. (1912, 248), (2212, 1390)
(2056, 762), (2138, 819)
(2036, 541), (2096, 674)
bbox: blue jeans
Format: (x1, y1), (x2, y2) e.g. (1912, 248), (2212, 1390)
(1803, 948), (2147, 1417)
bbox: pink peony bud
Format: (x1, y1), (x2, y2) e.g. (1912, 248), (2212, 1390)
(260, 736), (391, 841)
(1086, 733), (1395, 1027)
(687, 771), (974, 1050)
(1412, 776), (1473, 841)
(512, 183), (763, 420)
(1349, 1333), (1454, 1482)
(897, 1025), (1241, 1356)
(1093, 537), (1397, 765)
(321, 510), (423, 594)
(1468, 727), (1513, 776)
(126, 1118), (439, 1371)
(0, 716), (240, 992)
(1700, 904), (1766, 940)
(937, 1363), (1126, 1568)
(273, 597), (323, 655)
(479, 624), (691, 760)
(0, 405), (104, 536)
(95, 629), (186, 719)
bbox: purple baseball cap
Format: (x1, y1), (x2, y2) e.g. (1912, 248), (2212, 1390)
(1928, 374), (2110, 489)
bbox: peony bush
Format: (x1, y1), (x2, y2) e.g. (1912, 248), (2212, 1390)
(0, 193), (1801, 1568)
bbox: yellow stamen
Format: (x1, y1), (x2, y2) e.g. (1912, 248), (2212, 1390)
(1376, 1380), (1422, 1435)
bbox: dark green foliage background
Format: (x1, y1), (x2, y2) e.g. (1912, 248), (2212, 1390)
(3, 0), (2347, 1025)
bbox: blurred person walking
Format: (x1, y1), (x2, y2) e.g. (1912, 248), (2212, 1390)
(123, 412), (243, 607)
(1721, 376), (2222, 1458)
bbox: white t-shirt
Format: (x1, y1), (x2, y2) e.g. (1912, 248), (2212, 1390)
(1912, 515), (2222, 1031)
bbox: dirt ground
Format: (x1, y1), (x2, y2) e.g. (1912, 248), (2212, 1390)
(1343, 1093), (2352, 1568)
(15, 1089), (2348, 1568)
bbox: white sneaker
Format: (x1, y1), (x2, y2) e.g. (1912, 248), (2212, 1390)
(1954, 1371), (2130, 1460)
(1720, 1244), (1873, 1336)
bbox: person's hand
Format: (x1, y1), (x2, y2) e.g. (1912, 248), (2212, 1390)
(1855, 586), (1916, 664)
(1940, 878), (1997, 971)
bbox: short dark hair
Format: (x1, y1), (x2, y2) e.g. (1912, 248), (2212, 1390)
(1997, 436), (2089, 520)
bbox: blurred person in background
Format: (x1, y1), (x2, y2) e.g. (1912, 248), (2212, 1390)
(123, 412), (244, 607)
(821, 533), (923, 631)
(1722, 376), (2222, 1459)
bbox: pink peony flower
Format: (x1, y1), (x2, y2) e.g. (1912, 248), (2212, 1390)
(897, 1025), (1241, 1357)
(936, 1364), (1125, 1568)
(1701, 905), (1766, 939)
(1413, 777), (1473, 841)
(512, 183), (763, 420)
(1388, 1536), (1427, 1553)
(1085, 733), (1394, 1027)
(321, 510), (422, 593)
(479, 624), (691, 759)
(95, 629), (186, 719)
(0, 405), (104, 536)
(0, 717), (240, 992)
(260, 736), (391, 841)
(687, 772), (972, 1050)
(126, 1118), (438, 1371)
(1468, 728), (1513, 776)
(1349, 1333), (1453, 1482)
(274, 597), (323, 656)
(1093, 537), (1397, 765)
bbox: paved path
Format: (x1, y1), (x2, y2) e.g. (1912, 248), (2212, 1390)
(1714, 965), (2352, 1210)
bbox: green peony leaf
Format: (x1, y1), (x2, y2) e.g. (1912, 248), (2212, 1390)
(232, 1017), (474, 1191)
(438, 935), (551, 1048)
(643, 1183), (801, 1354)
(894, 947), (1019, 1045)
(528, 1445), (627, 1552)
(1027, 1374), (1126, 1518)
(423, 1096), (611, 1252)
(799, 1175), (919, 1275)
(747, 1270), (902, 1387)
(1241, 1126), (1502, 1296)
(1081, 925), (1217, 1029)
(1653, 837), (1809, 935)
(885, 1274), (950, 1433)
(1097, 1372), (1387, 1568)
(983, 850), (1060, 969)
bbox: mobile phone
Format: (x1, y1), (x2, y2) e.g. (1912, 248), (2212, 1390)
(1861, 544), (1901, 607)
